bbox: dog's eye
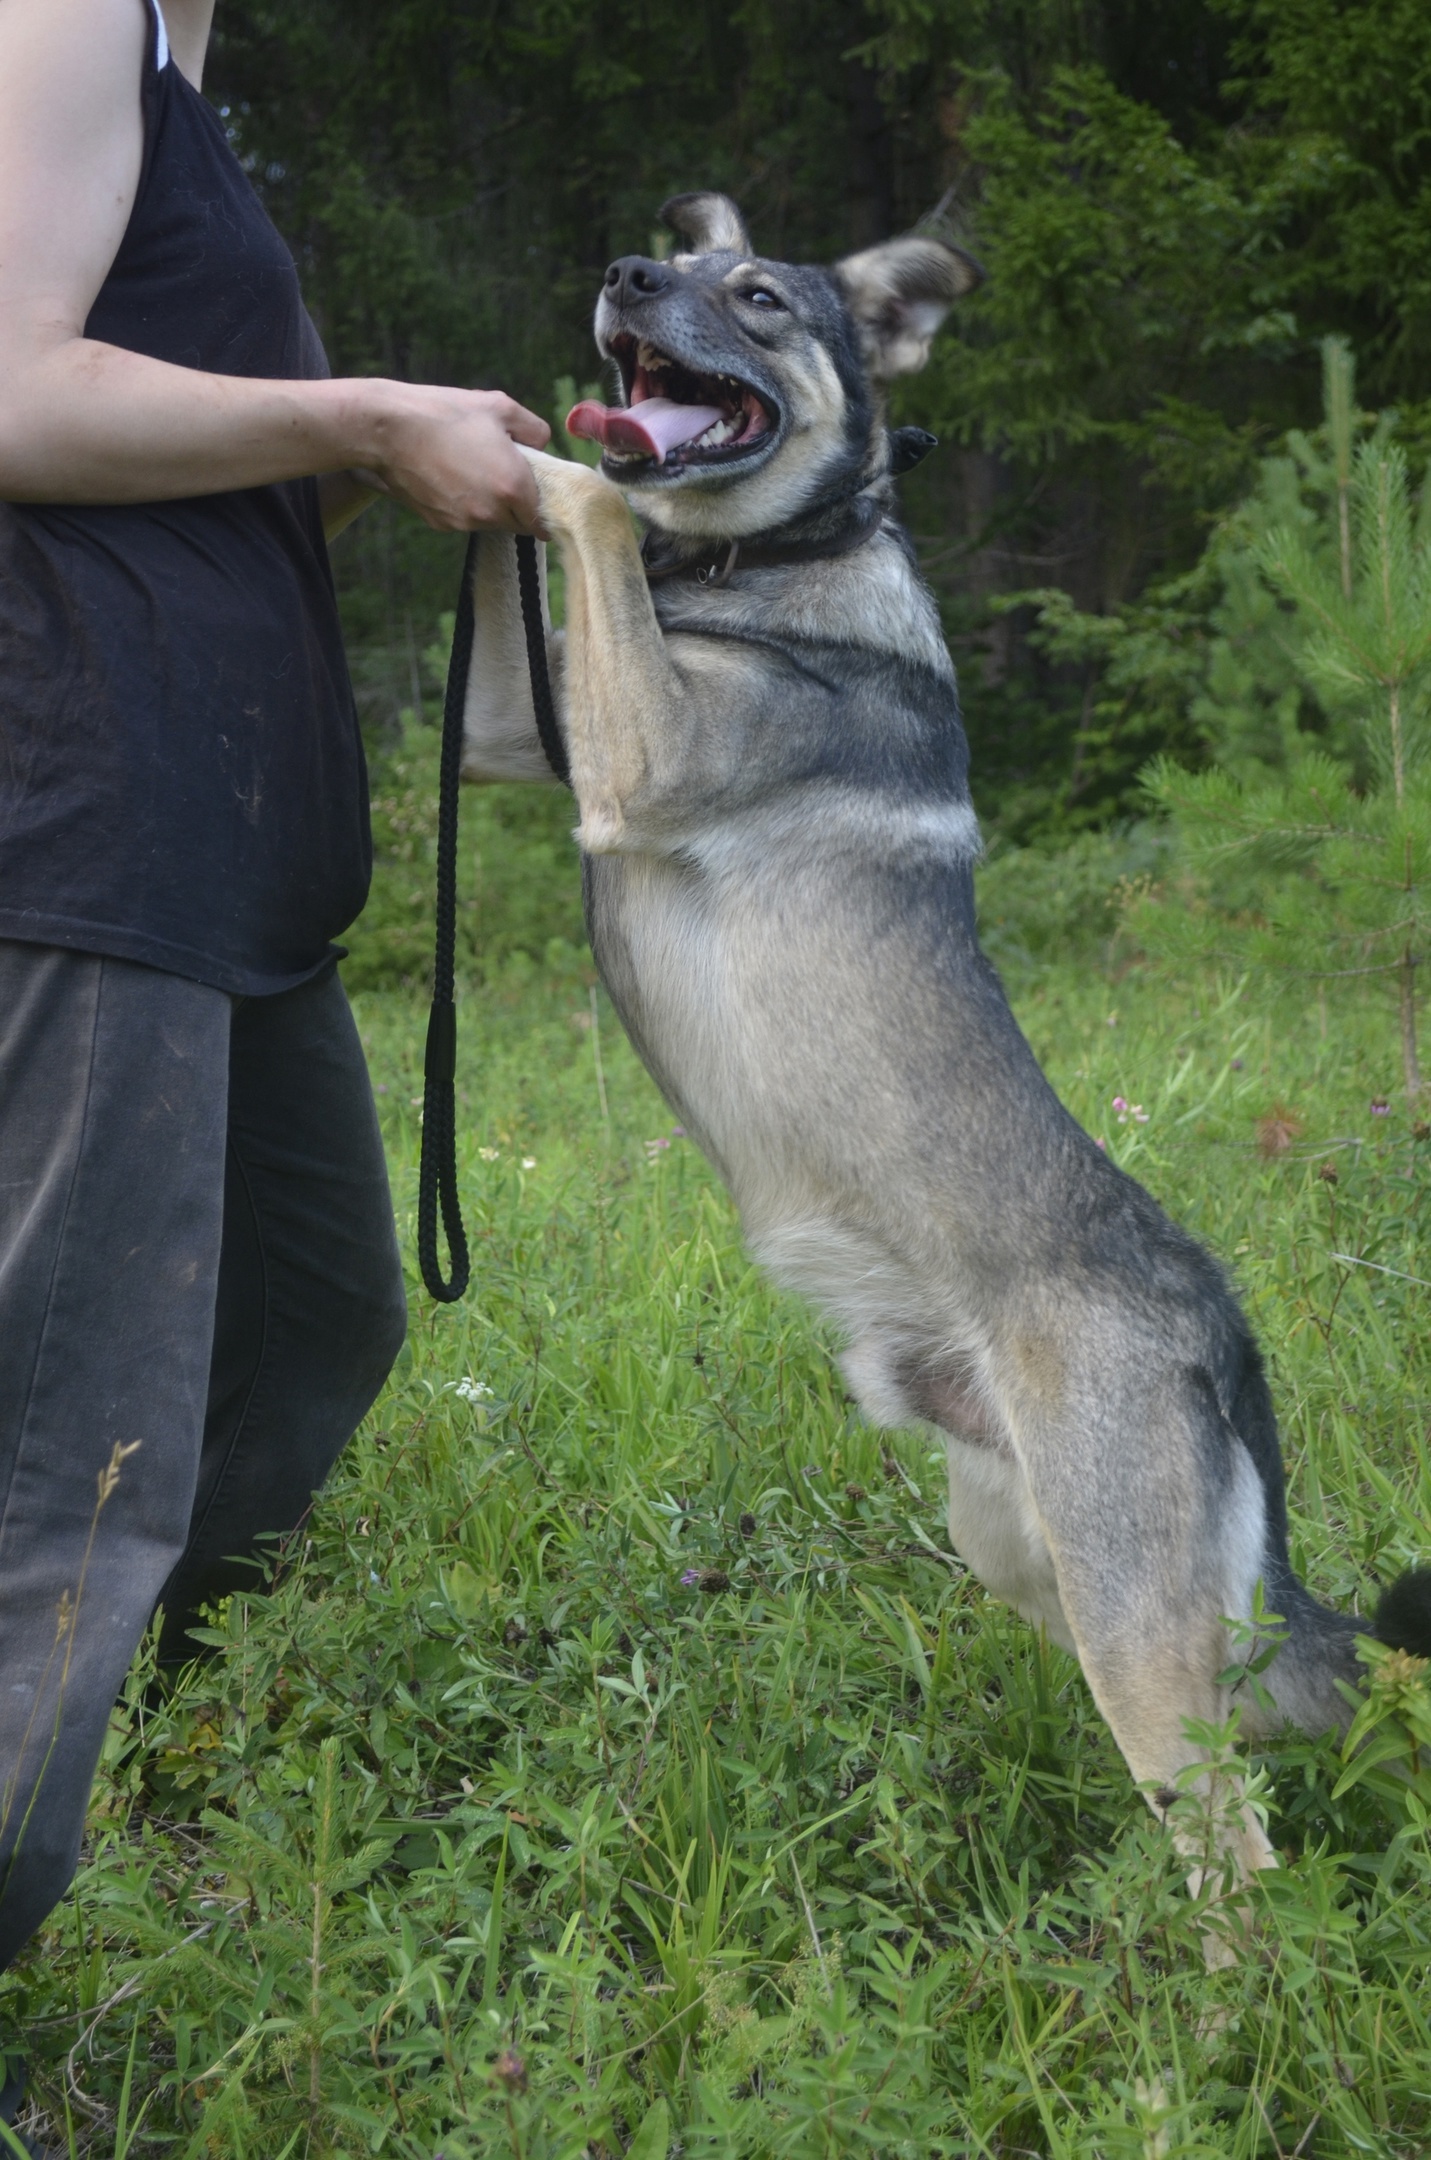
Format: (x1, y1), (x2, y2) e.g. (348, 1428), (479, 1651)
(744, 288), (784, 311)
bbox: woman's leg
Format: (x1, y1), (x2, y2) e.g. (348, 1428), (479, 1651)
(0, 944), (230, 1966)
(155, 967), (407, 1660)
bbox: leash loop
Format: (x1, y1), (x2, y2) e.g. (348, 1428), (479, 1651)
(417, 530), (569, 1304)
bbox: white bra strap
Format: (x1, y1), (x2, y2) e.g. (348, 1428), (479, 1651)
(150, 0), (170, 71)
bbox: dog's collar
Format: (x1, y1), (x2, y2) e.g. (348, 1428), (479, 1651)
(640, 494), (885, 589)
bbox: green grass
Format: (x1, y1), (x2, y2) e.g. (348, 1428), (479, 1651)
(3, 770), (1430, 2159)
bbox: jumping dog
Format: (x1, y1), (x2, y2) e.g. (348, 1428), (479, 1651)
(461, 191), (1430, 1898)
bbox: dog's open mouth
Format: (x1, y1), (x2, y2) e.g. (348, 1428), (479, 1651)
(567, 337), (776, 469)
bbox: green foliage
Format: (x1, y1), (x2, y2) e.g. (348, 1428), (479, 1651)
(3, 821), (1430, 2156)
(917, 66), (1290, 505)
(995, 336), (1430, 828)
(975, 822), (1173, 971)
(1216, 0), (1431, 406)
(1138, 350), (1431, 1107)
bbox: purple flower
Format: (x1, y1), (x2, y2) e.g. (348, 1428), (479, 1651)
(1095, 1136), (1106, 1150)
(1230, 1058), (1244, 1070)
(671, 1125), (686, 1138)
(680, 1568), (700, 1586)
(1371, 1097), (1390, 1116)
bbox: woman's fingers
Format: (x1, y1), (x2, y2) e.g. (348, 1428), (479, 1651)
(498, 397), (554, 449)
(368, 385), (552, 532)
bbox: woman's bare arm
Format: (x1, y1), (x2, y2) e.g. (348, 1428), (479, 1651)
(0, 0), (548, 530)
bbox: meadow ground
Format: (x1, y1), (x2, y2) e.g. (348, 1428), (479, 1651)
(3, 774), (1429, 2160)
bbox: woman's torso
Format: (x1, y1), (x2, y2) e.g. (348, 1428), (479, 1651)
(0, 0), (368, 994)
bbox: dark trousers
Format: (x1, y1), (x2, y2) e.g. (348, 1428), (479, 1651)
(0, 943), (406, 1968)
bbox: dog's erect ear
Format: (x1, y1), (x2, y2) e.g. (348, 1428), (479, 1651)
(659, 192), (752, 257)
(834, 235), (982, 378)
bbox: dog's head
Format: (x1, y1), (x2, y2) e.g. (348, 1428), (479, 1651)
(572, 192), (980, 540)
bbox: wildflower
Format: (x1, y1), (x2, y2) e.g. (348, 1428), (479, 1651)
(1230, 1057), (1244, 1070)
(738, 1511), (757, 1538)
(455, 1377), (493, 1402)
(671, 1125), (687, 1137)
(1112, 1096), (1149, 1126)
(492, 2049), (527, 2095)
(1256, 1106), (1303, 1157)
(844, 1482), (868, 1503)
(1371, 1098), (1390, 1117)
(1373, 1645), (1428, 1695)
(1095, 1135), (1106, 1150)
(376, 1083), (389, 1094)
(521, 1155), (536, 1168)
(1318, 1161), (1339, 1185)
(680, 1568), (700, 1587)
(698, 1568), (731, 1593)
(478, 1146), (500, 1160)
(644, 1135), (671, 1158)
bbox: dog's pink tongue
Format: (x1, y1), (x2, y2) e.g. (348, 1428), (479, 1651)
(566, 397), (724, 463)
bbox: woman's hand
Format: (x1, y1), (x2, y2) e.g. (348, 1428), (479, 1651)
(347, 382), (550, 534)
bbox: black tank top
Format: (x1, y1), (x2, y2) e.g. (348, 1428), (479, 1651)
(0, 1), (368, 994)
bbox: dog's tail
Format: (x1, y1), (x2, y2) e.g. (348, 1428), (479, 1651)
(1254, 1562), (1431, 1737)
(1224, 1334), (1431, 1731)
(1371, 1568), (1431, 1657)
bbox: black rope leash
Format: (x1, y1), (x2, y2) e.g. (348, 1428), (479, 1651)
(417, 531), (568, 1302)
(516, 533), (571, 788)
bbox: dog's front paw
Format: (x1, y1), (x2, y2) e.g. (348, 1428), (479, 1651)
(519, 445), (625, 538)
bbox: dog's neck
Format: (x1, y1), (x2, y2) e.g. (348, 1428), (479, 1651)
(639, 485), (888, 587)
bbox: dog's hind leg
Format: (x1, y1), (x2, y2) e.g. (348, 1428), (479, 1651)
(839, 1328), (1077, 1650)
(1018, 1364), (1280, 1904)
(941, 1437), (1077, 1654)
(830, 1316), (1280, 1906)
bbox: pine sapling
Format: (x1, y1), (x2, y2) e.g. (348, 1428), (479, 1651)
(1144, 348), (1431, 1108)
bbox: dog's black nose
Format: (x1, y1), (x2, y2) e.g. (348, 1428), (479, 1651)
(604, 255), (672, 309)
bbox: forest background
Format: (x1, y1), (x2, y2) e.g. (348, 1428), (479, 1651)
(211, 0), (1431, 843)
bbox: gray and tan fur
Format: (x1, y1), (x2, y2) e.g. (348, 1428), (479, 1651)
(461, 192), (1431, 1898)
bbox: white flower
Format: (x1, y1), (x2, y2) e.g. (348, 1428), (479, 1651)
(521, 1156), (536, 1170)
(455, 1378), (494, 1403)
(478, 1146), (500, 1161)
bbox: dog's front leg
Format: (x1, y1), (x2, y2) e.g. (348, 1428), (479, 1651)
(460, 531), (566, 786)
(519, 449), (691, 853)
